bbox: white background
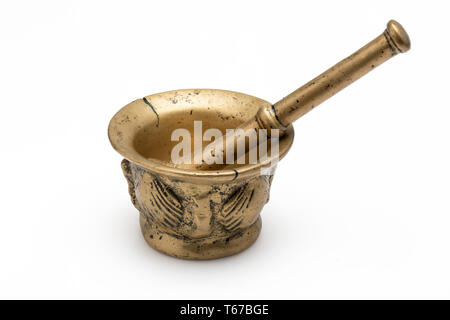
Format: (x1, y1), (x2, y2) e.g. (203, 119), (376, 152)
(1, 0), (449, 299)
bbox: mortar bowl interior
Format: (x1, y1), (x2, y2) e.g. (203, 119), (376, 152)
(108, 89), (295, 184)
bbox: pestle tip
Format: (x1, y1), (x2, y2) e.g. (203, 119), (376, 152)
(386, 20), (411, 53)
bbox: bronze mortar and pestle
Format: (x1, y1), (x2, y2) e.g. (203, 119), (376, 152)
(108, 20), (410, 259)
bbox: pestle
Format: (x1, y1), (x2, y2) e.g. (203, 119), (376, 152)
(195, 20), (410, 170)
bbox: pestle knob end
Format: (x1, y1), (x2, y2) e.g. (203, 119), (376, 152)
(387, 20), (411, 53)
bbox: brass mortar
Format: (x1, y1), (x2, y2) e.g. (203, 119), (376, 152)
(109, 89), (294, 259)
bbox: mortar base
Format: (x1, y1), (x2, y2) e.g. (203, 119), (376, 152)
(139, 215), (262, 260)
